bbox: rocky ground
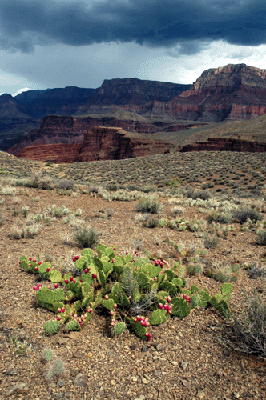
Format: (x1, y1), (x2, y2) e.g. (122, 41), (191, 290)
(0, 150), (266, 399)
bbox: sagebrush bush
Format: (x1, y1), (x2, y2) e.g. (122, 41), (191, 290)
(227, 292), (266, 357)
(143, 217), (160, 228)
(74, 226), (99, 248)
(232, 208), (263, 224)
(136, 197), (161, 214)
(207, 211), (232, 224)
(256, 230), (266, 245)
(204, 234), (220, 249)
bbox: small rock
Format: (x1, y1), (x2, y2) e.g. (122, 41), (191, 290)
(134, 396), (145, 400)
(74, 373), (87, 387)
(141, 346), (148, 352)
(111, 380), (116, 386)
(180, 361), (188, 370)
(57, 379), (65, 387)
(6, 383), (27, 396)
(156, 344), (166, 352)
(142, 378), (148, 384)
(58, 338), (68, 345)
(181, 379), (191, 389)
(132, 376), (138, 382)
(197, 390), (205, 399)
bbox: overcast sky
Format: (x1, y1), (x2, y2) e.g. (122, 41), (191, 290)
(1, 0), (266, 96)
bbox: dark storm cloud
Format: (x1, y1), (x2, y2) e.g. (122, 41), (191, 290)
(0, 0), (265, 53)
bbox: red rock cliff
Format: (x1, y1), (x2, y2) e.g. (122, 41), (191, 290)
(180, 137), (266, 152)
(151, 64), (266, 122)
(15, 126), (174, 163)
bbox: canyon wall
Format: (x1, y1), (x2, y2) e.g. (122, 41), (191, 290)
(180, 137), (266, 152)
(15, 126), (174, 163)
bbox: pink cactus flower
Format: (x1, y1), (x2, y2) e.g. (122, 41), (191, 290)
(38, 262), (42, 265)
(183, 294), (187, 299)
(19, 261), (21, 264)
(80, 279), (83, 282)
(111, 311), (115, 316)
(57, 316), (61, 321)
(70, 276), (73, 282)
(133, 259), (136, 262)
(46, 267), (50, 272)
(111, 258), (115, 263)
(155, 260), (160, 266)
(73, 314), (78, 319)
(33, 286), (38, 291)
(73, 279), (76, 283)
(160, 262), (164, 268)
(80, 321), (84, 327)
(38, 283), (42, 288)
(167, 296), (171, 303)
(35, 266), (38, 271)
(58, 308), (62, 313)
(92, 274), (97, 279)
(145, 333), (152, 341)
(61, 307), (66, 313)
(159, 303), (164, 310)
(113, 304), (117, 309)
(104, 295), (109, 299)
(29, 258), (32, 261)
(54, 283), (59, 289)
(154, 277), (157, 282)
(33, 259), (36, 263)
(29, 264), (31, 267)
(113, 247), (116, 250)
(84, 269), (88, 274)
(126, 251), (129, 255)
(64, 279), (69, 284)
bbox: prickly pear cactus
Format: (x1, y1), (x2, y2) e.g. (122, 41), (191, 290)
(113, 322), (127, 335)
(66, 320), (81, 331)
(171, 298), (190, 318)
(150, 309), (168, 325)
(44, 320), (61, 335)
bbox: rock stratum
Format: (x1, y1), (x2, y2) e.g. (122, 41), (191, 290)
(180, 137), (266, 153)
(14, 125), (174, 163)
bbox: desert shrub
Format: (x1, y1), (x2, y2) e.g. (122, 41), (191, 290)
(232, 208), (263, 224)
(143, 217), (160, 228)
(204, 234), (220, 249)
(74, 226), (99, 248)
(55, 179), (75, 191)
(207, 211), (232, 224)
(185, 189), (212, 200)
(225, 292), (266, 357)
(256, 230), (266, 246)
(136, 197), (161, 214)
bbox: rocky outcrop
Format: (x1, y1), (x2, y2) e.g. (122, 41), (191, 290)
(151, 64), (266, 122)
(180, 137), (266, 152)
(15, 126), (175, 163)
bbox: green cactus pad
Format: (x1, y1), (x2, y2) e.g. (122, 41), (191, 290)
(81, 248), (94, 259)
(221, 282), (233, 297)
(159, 281), (177, 295)
(66, 320), (80, 331)
(38, 262), (52, 275)
(150, 309), (168, 325)
(210, 297), (230, 318)
(130, 320), (147, 339)
(191, 285), (200, 294)
(165, 270), (175, 281)
(190, 294), (201, 308)
(65, 290), (75, 301)
(53, 301), (65, 313)
(171, 297), (190, 318)
(113, 322), (127, 335)
(49, 270), (62, 283)
(138, 272), (150, 290)
(156, 291), (169, 302)
(103, 262), (113, 274)
(98, 270), (107, 288)
(102, 298), (115, 310)
(94, 256), (103, 271)
(80, 273), (93, 285)
(44, 320), (61, 335)
(36, 287), (65, 309)
(74, 256), (87, 271)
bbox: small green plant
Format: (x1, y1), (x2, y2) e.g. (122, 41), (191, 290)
(12, 337), (28, 356)
(143, 217), (159, 228)
(224, 291), (266, 357)
(256, 230), (266, 245)
(73, 226), (100, 248)
(204, 234), (220, 249)
(232, 208), (263, 225)
(42, 348), (66, 382)
(136, 196), (161, 214)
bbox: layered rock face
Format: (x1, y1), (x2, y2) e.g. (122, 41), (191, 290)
(151, 64), (266, 122)
(180, 137), (266, 152)
(15, 126), (174, 163)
